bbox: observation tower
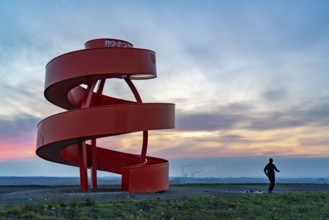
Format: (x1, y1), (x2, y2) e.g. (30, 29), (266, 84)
(36, 38), (175, 193)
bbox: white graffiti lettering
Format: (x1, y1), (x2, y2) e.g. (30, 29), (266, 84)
(104, 40), (133, 48)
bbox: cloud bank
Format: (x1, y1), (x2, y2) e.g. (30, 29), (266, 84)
(0, 0), (329, 167)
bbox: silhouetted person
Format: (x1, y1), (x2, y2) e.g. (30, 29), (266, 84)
(264, 158), (280, 193)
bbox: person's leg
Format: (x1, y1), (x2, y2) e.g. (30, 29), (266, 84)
(268, 175), (275, 192)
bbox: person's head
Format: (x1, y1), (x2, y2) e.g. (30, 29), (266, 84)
(269, 158), (273, 163)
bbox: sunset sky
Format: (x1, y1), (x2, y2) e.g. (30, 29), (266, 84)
(0, 0), (329, 177)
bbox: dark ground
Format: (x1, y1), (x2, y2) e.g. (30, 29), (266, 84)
(1, 184), (329, 205)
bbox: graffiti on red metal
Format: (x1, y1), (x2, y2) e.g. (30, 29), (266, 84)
(104, 40), (133, 48)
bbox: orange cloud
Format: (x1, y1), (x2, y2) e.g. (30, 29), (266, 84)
(1, 124), (328, 162)
(99, 128), (329, 158)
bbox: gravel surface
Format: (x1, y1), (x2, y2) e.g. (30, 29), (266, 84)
(1, 184), (329, 205)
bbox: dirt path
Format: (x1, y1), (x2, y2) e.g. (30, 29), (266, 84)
(1, 184), (329, 205)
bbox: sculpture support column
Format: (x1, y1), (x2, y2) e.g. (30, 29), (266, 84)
(124, 77), (148, 162)
(79, 142), (88, 192)
(141, 131), (148, 163)
(80, 81), (97, 192)
(91, 138), (97, 189)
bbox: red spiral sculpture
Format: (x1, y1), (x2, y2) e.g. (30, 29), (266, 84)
(36, 39), (175, 193)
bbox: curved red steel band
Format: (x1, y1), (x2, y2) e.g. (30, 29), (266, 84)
(36, 38), (175, 193)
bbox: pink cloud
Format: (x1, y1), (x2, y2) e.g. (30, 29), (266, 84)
(0, 130), (36, 161)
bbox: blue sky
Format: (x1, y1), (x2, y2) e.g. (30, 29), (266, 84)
(0, 0), (329, 177)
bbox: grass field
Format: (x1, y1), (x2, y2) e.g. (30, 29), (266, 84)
(1, 188), (329, 219)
